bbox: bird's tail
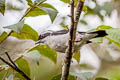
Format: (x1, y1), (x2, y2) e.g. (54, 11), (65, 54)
(88, 30), (108, 38)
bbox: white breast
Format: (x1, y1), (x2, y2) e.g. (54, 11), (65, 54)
(43, 33), (69, 53)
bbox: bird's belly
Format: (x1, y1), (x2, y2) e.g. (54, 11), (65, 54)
(44, 36), (68, 53)
(48, 41), (67, 53)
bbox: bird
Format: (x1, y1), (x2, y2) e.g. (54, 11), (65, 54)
(35, 29), (108, 53)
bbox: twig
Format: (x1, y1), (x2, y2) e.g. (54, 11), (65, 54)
(0, 53), (31, 80)
(2, 69), (9, 80)
(5, 52), (17, 68)
(61, 0), (85, 80)
(0, 1), (47, 79)
(0, 0), (47, 45)
(0, 31), (13, 44)
(19, 0), (47, 21)
(74, 0), (84, 37)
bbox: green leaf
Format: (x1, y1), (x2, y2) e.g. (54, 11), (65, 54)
(0, 0), (5, 15)
(101, 2), (113, 16)
(88, 25), (120, 46)
(82, 6), (87, 12)
(60, 0), (77, 7)
(87, 25), (112, 44)
(6, 2), (23, 11)
(105, 28), (120, 47)
(4, 20), (24, 33)
(0, 32), (8, 43)
(87, 28), (97, 33)
(87, 5), (104, 21)
(79, 20), (88, 25)
(11, 24), (39, 41)
(73, 51), (80, 63)
(88, 25), (112, 44)
(29, 45), (57, 64)
(26, 0), (33, 6)
(60, 0), (70, 3)
(51, 72), (93, 80)
(95, 77), (109, 80)
(40, 3), (57, 11)
(37, 6), (58, 22)
(96, 25), (113, 30)
(61, 24), (68, 29)
(97, 66), (120, 80)
(26, 8), (47, 17)
(86, 2), (113, 21)
(80, 63), (94, 69)
(91, 37), (103, 44)
(81, 0), (85, 2)
(23, 50), (40, 65)
(85, 5), (104, 21)
(51, 73), (76, 80)
(87, 28), (105, 44)
(34, 0), (47, 3)
(26, 3), (58, 22)
(70, 72), (93, 80)
(15, 58), (30, 80)
(5, 74), (14, 80)
(0, 70), (6, 80)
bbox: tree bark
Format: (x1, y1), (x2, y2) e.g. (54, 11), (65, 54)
(61, 0), (85, 80)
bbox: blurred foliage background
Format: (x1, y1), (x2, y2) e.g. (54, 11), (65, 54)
(0, 0), (120, 80)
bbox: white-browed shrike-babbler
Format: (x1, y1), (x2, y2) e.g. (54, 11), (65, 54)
(35, 30), (107, 53)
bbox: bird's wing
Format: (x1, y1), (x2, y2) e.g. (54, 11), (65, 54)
(77, 31), (86, 35)
(38, 29), (69, 40)
(52, 29), (68, 35)
(38, 32), (51, 40)
(87, 30), (108, 38)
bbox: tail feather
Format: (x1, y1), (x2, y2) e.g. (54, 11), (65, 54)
(88, 30), (108, 38)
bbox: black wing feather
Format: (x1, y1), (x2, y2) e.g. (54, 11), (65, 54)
(38, 30), (69, 40)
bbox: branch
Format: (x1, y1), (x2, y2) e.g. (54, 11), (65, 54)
(74, 0), (84, 39)
(0, 0), (47, 45)
(61, 0), (84, 80)
(0, 52), (31, 80)
(5, 52), (18, 68)
(19, 0), (47, 21)
(0, 31), (13, 44)
(61, 0), (74, 80)
(0, 1), (47, 79)
(2, 69), (9, 80)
